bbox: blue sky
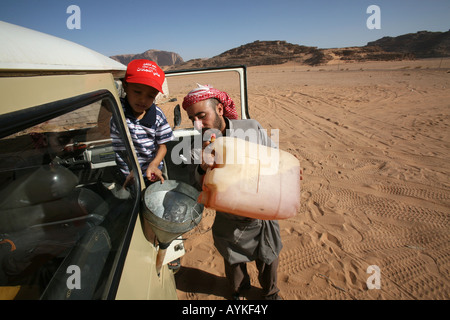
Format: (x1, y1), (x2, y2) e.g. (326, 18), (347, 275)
(1, 0), (449, 61)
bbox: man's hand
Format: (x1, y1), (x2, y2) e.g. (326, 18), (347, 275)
(201, 136), (216, 172)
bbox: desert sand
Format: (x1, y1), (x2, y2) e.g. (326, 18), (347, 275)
(160, 58), (450, 300)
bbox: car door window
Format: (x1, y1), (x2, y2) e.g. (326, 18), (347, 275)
(0, 93), (140, 299)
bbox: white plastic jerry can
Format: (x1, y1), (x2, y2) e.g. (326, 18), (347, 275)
(198, 136), (300, 220)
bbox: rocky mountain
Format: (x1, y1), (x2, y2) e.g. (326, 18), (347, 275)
(209, 40), (328, 65)
(112, 30), (450, 70)
(322, 45), (415, 64)
(111, 49), (184, 67)
(367, 30), (450, 59)
(167, 30), (449, 70)
(167, 41), (328, 70)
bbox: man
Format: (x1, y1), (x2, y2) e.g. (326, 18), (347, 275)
(182, 84), (283, 300)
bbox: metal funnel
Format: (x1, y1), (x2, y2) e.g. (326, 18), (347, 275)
(142, 179), (203, 247)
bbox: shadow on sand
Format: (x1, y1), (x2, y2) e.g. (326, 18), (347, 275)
(175, 266), (264, 300)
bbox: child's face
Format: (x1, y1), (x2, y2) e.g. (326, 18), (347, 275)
(124, 82), (159, 115)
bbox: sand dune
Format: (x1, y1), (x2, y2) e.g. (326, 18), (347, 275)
(160, 58), (450, 300)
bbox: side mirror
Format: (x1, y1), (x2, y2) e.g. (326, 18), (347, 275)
(173, 104), (181, 128)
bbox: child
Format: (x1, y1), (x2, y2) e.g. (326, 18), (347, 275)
(111, 59), (174, 186)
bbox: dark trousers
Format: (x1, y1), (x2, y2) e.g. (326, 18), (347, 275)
(224, 257), (280, 298)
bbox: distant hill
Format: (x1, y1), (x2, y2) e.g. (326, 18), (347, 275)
(167, 41), (328, 70)
(367, 30), (450, 58)
(112, 30), (450, 71)
(167, 30), (449, 70)
(210, 40), (329, 65)
(111, 49), (184, 67)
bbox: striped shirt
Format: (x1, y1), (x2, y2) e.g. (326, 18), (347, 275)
(111, 98), (174, 178)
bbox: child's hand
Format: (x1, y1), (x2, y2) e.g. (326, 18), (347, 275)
(123, 171), (135, 188)
(146, 165), (164, 183)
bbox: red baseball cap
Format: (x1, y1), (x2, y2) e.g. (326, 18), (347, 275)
(125, 59), (165, 93)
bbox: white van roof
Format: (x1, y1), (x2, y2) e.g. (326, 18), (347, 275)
(0, 21), (126, 73)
